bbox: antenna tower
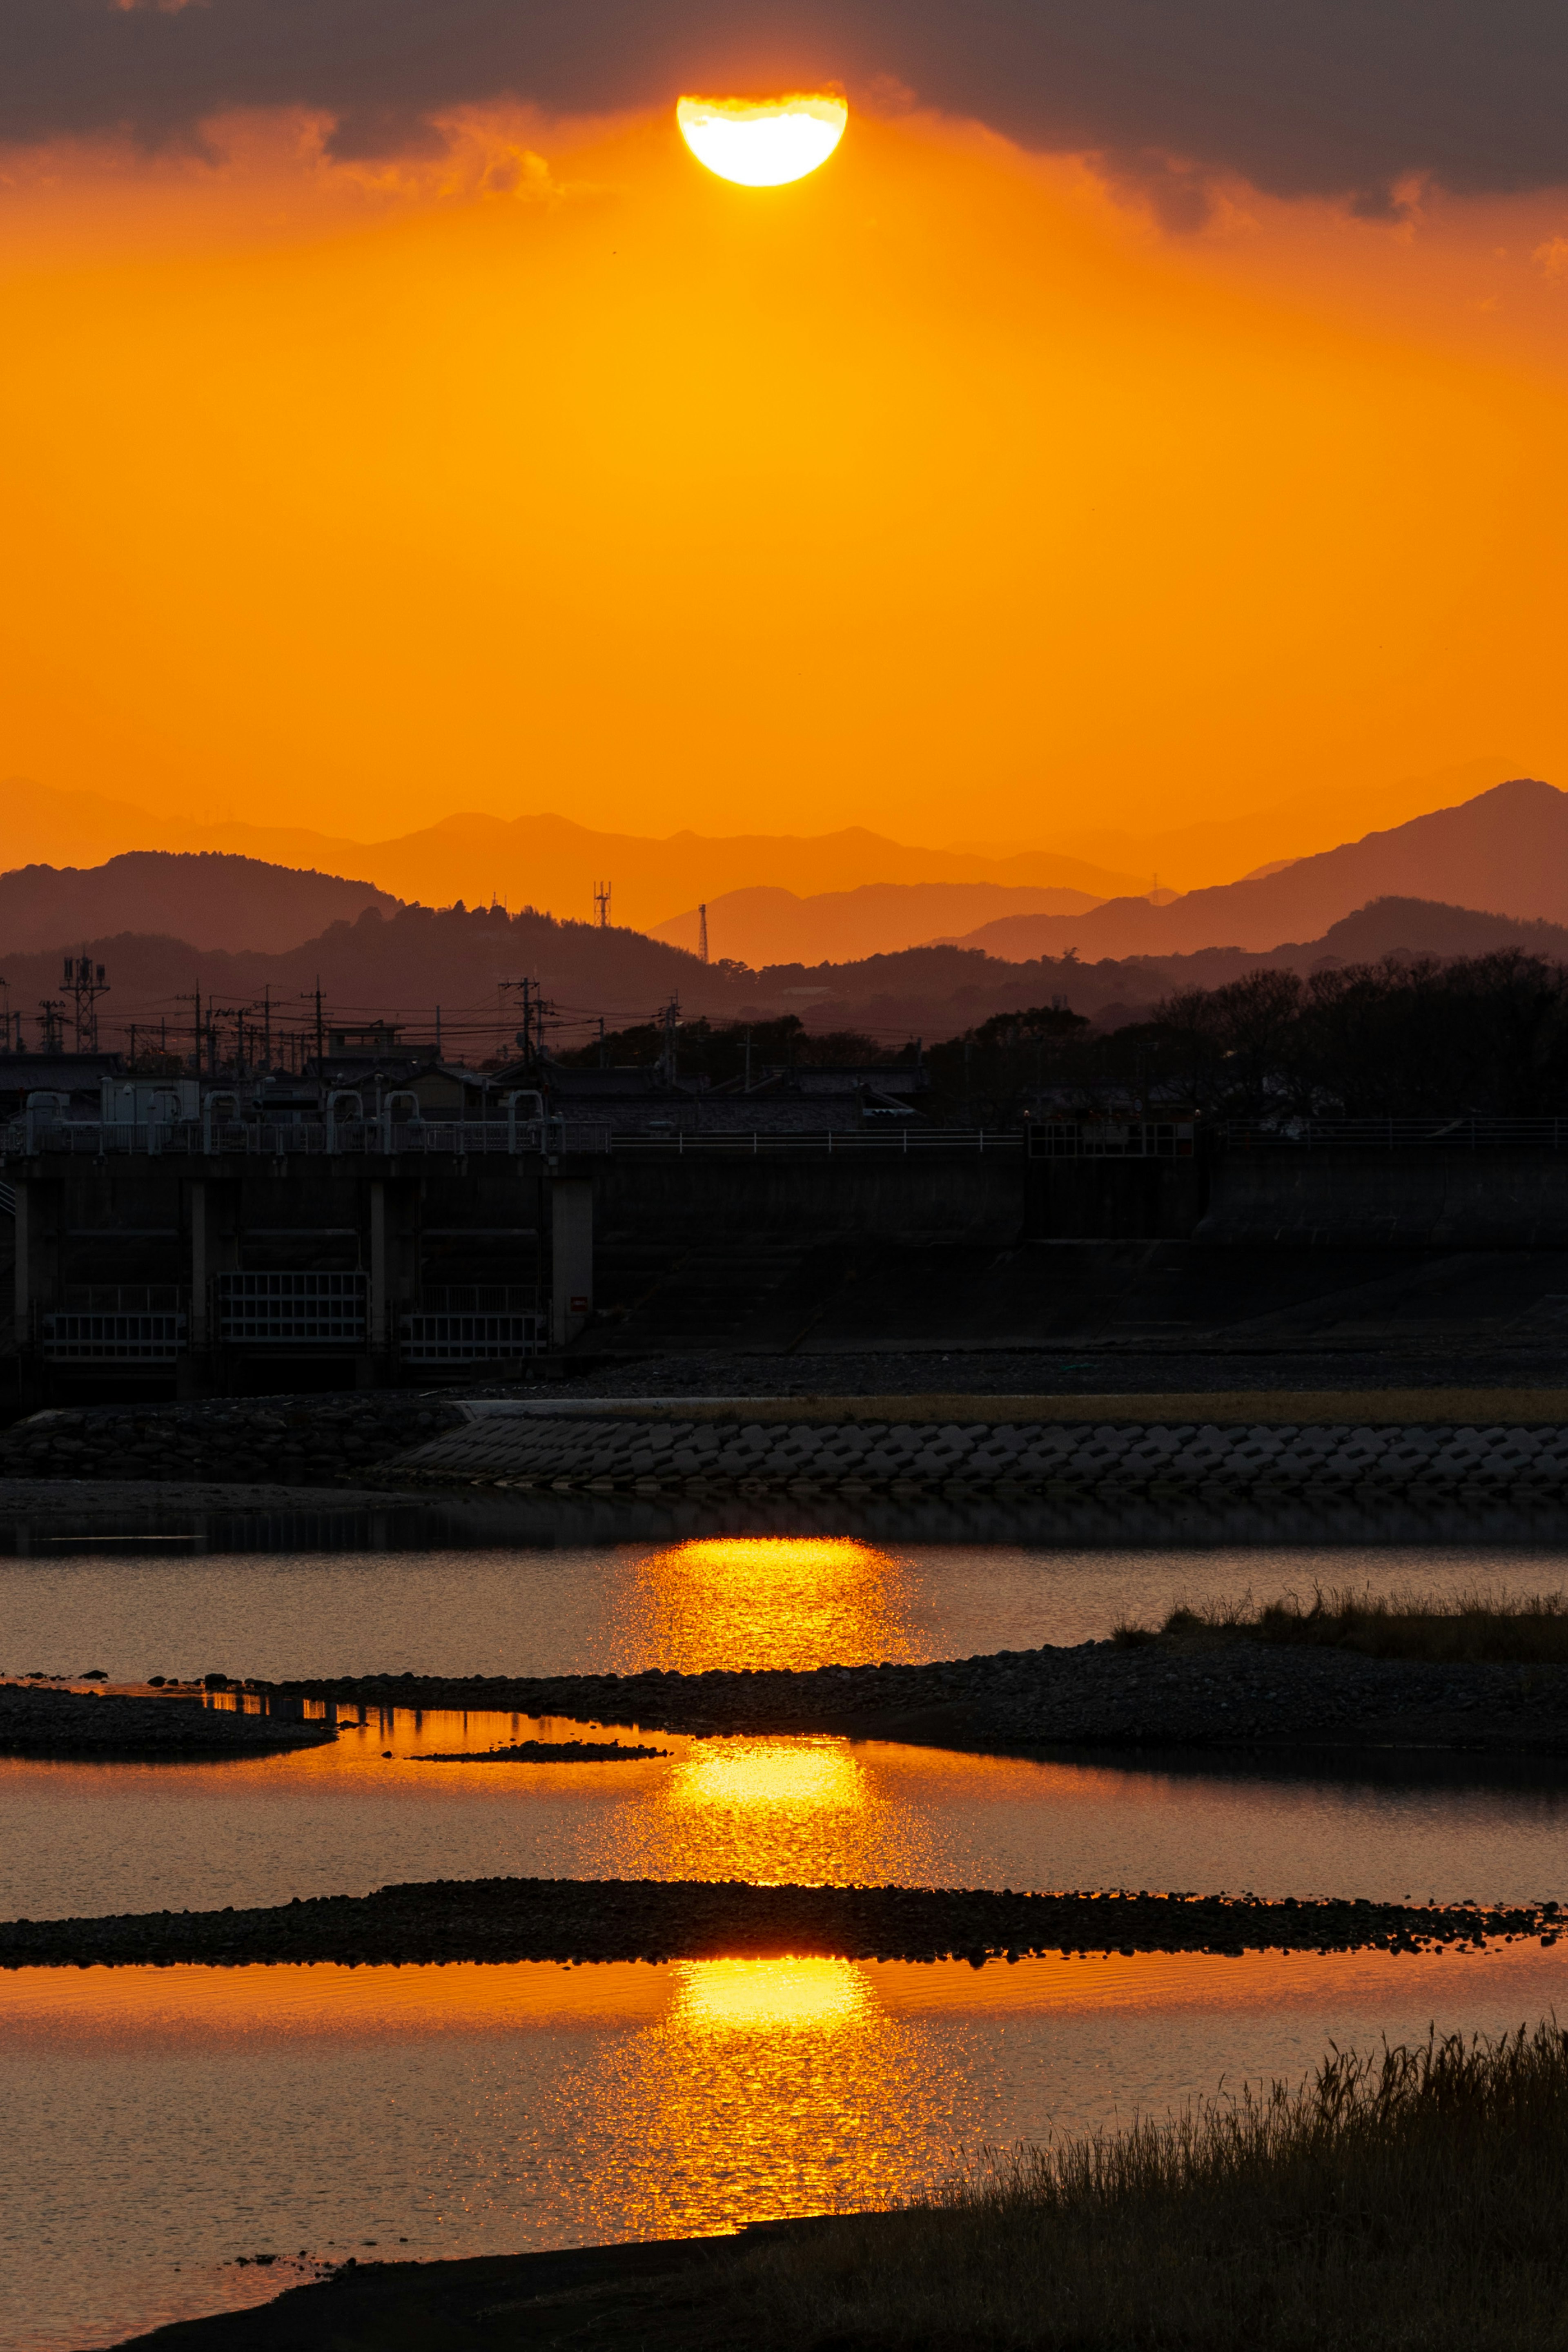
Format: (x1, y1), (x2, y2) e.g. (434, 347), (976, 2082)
(593, 881), (612, 928)
(62, 952), (109, 1051)
(697, 903), (708, 964)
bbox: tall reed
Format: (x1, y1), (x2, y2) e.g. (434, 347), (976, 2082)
(743, 2021), (1568, 2348)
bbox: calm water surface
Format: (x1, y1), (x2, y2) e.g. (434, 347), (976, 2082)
(4, 1940), (1564, 2352)
(7, 1703), (1568, 1919)
(2, 1536), (1563, 1681)
(8, 1531), (1568, 2350)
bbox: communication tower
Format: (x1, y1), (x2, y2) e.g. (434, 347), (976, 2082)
(62, 953), (109, 1052)
(594, 881), (612, 928)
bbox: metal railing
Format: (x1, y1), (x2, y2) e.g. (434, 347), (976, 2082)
(419, 1284), (541, 1313)
(615, 1128), (1021, 1154)
(214, 1270), (369, 1344)
(399, 1309), (547, 1362)
(40, 1305), (187, 1362)
(60, 1284), (187, 1312)
(1221, 1119), (1568, 1150)
(6, 1117), (1040, 1160)
(1028, 1120), (1196, 1159)
(2, 1116), (613, 1159)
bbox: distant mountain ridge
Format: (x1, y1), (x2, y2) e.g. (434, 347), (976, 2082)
(2, 779), (1147, 934)
(651, 881), (1107, 965)
(0, 852), (397, 956)
(953, 780), (1568, 959)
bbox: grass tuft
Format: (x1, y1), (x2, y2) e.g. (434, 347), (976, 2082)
(1144, 1582), (1568, 1663)
(742, 2020), (1568, 2348)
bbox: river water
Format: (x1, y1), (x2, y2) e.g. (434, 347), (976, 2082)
(4, 1529), (1568, 2351)
(7, 1942), (1567, 2352)
(3, 1533), (1563, 1682)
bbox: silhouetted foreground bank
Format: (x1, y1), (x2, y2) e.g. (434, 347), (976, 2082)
(112, 2022), (1568, 2351)
(2, 1876), (1554, 1970)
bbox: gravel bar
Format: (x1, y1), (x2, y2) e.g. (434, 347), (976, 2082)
(410, 1741), (668, 1763)
(270, 1636), (1568, 1757)
(1, 1876), (1555, 1970)
(0, 1684), (337, 1759)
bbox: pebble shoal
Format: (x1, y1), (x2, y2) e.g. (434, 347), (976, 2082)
(0, 1684), (336, 1759)
(270, 1636), (1568, 1756)
(1, 1876), (1556, 1971)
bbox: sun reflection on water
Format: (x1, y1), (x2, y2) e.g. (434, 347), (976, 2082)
(675, 1956), (865, 2032)
(610, 1535), (917, 1674)
(675, 1737), (860, 1813)
(632, 1734), (918, 1886)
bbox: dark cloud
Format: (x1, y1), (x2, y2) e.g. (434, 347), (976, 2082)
(5, 1), (1566, 209)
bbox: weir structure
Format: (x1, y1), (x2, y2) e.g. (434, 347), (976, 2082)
(8, 1102), (1568, 1399)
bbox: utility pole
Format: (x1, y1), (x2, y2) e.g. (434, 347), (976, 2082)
(744, 1026), (753, 1091)
(598, 1016), (606, 1068)
(38, 997), (65, 1052)
(262, 985), (272, 1073)
(660, 996), (680, 1086)
(176, 989), (202, 1075)
(503, 977), (550, 1068)
(697, 904), (709, 964)
(594, 881), (611, 928)
(305, 978), (325, 1072)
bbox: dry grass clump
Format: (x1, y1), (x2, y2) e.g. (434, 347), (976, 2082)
(1189, 1582), (1568, 1663)
(740, 2021), (1568, 2350)
(1113, 1582), (1568, 1663)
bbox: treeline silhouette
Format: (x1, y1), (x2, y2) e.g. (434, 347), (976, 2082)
(924, 953), (1568, 1122)
(554, 1012), (914, 1084)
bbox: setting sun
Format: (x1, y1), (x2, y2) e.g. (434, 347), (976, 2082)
(676, 93), (849, 187)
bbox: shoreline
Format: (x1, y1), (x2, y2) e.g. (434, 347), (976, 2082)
(1, 1875), (1553, 1971)
(268, 1633), (1568, 1758)
(106, 2224), (843, 2352)
(0, 1683), (335, 1760)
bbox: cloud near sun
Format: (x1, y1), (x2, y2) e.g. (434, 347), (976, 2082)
(7, 0), (1568, 212)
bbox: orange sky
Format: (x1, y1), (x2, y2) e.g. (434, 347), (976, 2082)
(3, 100), (1566, 855)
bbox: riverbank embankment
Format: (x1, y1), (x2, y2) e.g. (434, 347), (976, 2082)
(0, 1876), (1550, 1970)
(11, 1388), (1568, 1500)
(392, 1392), (1568, 1502)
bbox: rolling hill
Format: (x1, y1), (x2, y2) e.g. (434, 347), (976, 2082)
(0, 852), (397, 956)
(6, 890), (1568, 1067)
(951, 780), (1568, 960)
(651, 881), (1107, 965)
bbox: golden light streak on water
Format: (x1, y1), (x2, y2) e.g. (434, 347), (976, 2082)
(5, 1944), (1553, 2047)
(675, 1956), (866, 2032)
(609, 1535), (918, 1674)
